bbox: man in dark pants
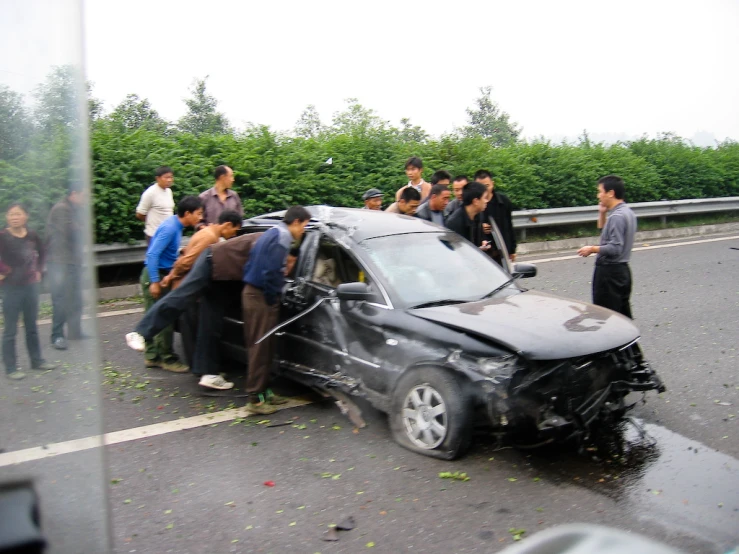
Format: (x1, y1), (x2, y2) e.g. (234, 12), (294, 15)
(127, 232), (301, 387)
(445, 182), (491, 252)
(45, 186), (86, 350)
(242, 206), (311, 415)
(139, 196), (203, 372)
(577, 175), (637, 318)
(474, 169), (517, 264)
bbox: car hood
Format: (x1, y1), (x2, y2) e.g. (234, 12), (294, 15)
(409, 290), (639, 360)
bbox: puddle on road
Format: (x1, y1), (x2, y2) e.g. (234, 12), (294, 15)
(523, 420), (739, 550)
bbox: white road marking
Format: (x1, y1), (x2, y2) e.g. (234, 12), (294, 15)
(35, 307), (144, 326)
(524, 235), (739, 264)
(0, 397), (313, 468)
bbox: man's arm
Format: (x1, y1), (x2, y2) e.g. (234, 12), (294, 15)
(578, 215), (625, 258)
(136, 188), (152, 221)
(260, 243), (289, 306)
(597, 204), (607, 229)
(165, 231), (216, 285)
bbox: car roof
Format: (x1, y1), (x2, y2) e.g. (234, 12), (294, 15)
(248, 205), (444, 243)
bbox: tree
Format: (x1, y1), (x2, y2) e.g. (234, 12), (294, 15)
(108, 94), (169, 133)
(177, 76), (230, 135)
(331, 98), (387, 135)
(294, 104), (324, 139)
(0, 86), (34, 160)
(462, 86), (521, 146)
(33, 65), (82, 132)
(398, 117), (429, 143)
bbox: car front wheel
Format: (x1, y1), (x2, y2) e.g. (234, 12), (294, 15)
(390, 367), (471, 460)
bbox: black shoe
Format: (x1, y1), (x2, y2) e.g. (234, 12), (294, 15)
(52, 337), (68, 350)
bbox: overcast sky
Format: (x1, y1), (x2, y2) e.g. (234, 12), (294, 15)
(2, 0), (738, 145)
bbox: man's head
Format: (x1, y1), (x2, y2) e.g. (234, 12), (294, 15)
(284, 206), (312, 240)
(68, 184), (86, 206)
(452, 175), (468, 202)
(430, 169), (452, 187)
(214, 165), (235, 189)
(155, 166), (174, 189)
(597, 175), (626, 209)
(398, 186), (421, 215)
(404, 157), (423, 182)
(217, 209), (242, 239)
(428, 184), (451, 212)
(474, 169), (495, 199)
(462, 181), (488, 215)
(177, 195), (204, 227)
(362, 188), (383, 210)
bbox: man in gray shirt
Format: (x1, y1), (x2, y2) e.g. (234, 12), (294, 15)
(577, 175), (637, 318)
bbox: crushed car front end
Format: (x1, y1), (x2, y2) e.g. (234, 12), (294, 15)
(462, 340), (665, 444)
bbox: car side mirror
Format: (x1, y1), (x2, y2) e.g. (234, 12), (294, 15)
(512, 263), (537, 278)
(336, 282), (373, 302)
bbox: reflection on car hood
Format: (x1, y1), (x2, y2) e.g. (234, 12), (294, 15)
(409, 290), (640, 360)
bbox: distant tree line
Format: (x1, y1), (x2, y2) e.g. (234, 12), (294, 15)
(1, 67), (737, 244)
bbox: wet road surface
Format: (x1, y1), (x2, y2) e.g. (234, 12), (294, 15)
(0, 233), (737, 553)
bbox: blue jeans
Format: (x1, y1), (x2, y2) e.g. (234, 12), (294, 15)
(47, 262), (83, 342)
(2, 283), (44, 372)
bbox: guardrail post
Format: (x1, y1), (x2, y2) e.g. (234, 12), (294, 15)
(660, 215), (667, 226)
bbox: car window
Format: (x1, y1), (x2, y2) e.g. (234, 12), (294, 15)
(310, 238), (374, 290)
(362, 232), (511, 308)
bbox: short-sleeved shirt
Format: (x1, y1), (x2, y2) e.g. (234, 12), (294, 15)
(136, 184), (174, 238)
(199, 187), (244, 226)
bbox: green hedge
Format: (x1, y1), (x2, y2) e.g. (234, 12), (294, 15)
(2, 122), (738, 244)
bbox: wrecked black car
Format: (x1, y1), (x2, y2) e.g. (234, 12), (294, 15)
(218, 207), (665, 459)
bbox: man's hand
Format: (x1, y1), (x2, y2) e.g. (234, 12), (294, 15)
(479, 241), (491, 252)
(509, 253), (517, 262)
(149, 282), (162, 299)
(482, 223), (492, 234)
(577, 245), (596, 257)
(160, 275), (171, 288)
(598, 202), (608, 215)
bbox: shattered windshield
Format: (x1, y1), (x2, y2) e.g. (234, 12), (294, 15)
(363, 232), (511, 308)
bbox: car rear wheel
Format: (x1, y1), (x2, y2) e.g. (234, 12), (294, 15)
(390, 367), (471, 460)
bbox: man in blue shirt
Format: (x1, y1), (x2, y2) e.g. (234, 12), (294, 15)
(141, 196), (203, 372)
(242, 206), (311, 414)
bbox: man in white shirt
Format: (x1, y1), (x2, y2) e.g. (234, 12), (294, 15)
(136, 166), (175, 244)
(394, 157), (431, 202)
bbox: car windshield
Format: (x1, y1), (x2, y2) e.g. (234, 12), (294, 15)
(362, 232), (512, 308)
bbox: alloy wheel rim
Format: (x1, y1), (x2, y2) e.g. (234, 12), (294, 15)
(402, 384), (447, 449)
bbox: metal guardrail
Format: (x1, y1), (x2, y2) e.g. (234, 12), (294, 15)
(94, 197), (739, 266)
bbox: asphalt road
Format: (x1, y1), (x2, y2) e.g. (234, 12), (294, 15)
(0, 232), (737, 554)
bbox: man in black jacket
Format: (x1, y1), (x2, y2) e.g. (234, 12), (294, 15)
(445, 182), (490, 252)
(474, 169), (516, 262)
(415, 184), (451, 226)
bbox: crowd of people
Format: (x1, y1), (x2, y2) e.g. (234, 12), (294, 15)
(2, 160), (638, 418)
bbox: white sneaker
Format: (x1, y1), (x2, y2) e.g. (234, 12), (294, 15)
(125, 332), (145, 352)
(199, 374), (234, 390)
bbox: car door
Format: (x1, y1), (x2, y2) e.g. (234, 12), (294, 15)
(276, 233), (389, 393)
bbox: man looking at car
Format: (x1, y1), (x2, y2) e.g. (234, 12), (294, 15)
(475, 169), (517, 262)
(385, 187), (421, 216)
(361, 188), (384, 210)
(415, 184), (451, 226)
(445, 182), (490, 252)
(577, 175), (637, 318)
(242, 206), (312, 414)
(444, 175), (468, 216)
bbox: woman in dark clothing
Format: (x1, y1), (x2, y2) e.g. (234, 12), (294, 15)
(0, 203), (56, 379)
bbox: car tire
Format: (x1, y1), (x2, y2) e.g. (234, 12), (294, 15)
(389, 367), (472, 460)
